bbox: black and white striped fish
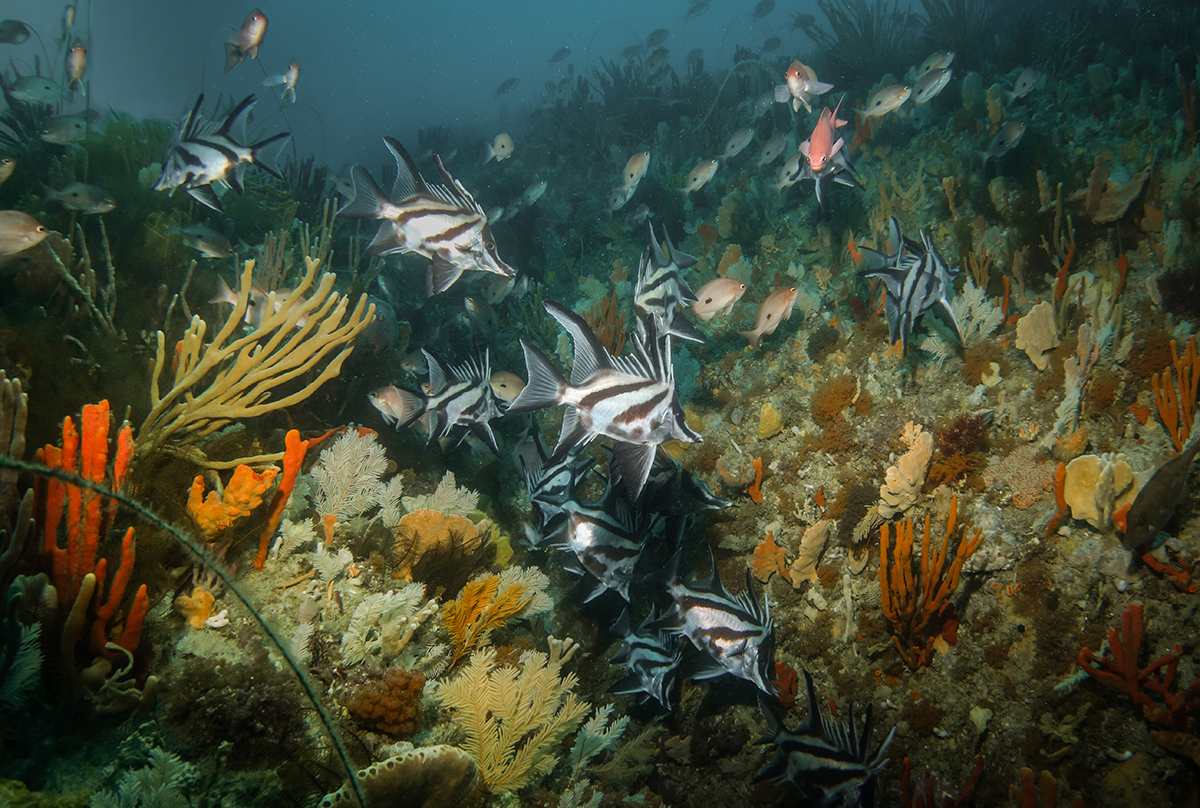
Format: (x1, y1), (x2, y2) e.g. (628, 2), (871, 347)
(611, 447), (732, 516)
(610, 607), (682, 710)
(152, 94), (290, 212)
(535, 473), (652, 602)
(655, 548), (776, 695)
(512, 434), (594, 528)
(755, 671), (896, 808)
(856, 216), (962, 355)
(635, 220), (704, 344)
(368, 346), (504, 454)
(337, 136), (515, 297)
(509, 300), (701, 500)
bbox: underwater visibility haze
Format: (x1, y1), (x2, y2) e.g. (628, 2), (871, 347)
(3, 1), (1200, 806)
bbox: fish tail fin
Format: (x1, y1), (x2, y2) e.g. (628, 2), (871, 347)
(223, 42), (240, 74)
(338, 167), (386, 219)
(284, 86), (296, 104)
(508, 339), (566, 413)
(738, 328), (761, 349)
(249, 132), (291, 179)
(976, 150), (990, 168)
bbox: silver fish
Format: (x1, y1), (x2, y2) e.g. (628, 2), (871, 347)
(635, 220), (703, 343)
(8, 76), (62, 104)
(338, 136), (515, 296)
(913, 67), (952, 105)
(169, 224), (234, 258)
(44, 181), (114, 214)
(856, 216), (962, 355)
(509, 300), (701, 499)
(755, 671), (896, 805)
(153, 94), (290, 212)
(0, 210), (49, 256)
(978, 121), (1026, 166)
(40, 112), (92, 145)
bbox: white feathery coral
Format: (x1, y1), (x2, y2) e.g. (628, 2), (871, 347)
(309, 430), (388, 520)
(402, 471), (479, 516)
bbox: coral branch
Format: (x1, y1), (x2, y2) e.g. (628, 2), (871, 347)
(1078, 602), (1200, 727)
(879, 496), (984, 668)
(1150, 336), (1199, 453)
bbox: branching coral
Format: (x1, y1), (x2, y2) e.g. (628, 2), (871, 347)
(879, 496), (984, 669)
(135, 256), (373, 463)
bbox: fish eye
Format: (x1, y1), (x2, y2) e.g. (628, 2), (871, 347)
(485, 241), (495, 251)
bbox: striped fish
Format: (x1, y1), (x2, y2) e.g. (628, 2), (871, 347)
(605, 446), (731, 516)
(152, 94), (290, 212)
(610, 607), (683, 710)
(538, 474), (651, 602)
(512, 434), (594, 528)
(655, 547), (776, 695)
(856, 216), (962, 355)
(509, 300), (701, 500)
(369, 346), (504, 455)
(635, 221), (704, 344)
(338, 136), (515, 296)
(755, 671), (895, 808)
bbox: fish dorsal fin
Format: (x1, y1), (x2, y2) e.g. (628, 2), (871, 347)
(543, 300), (614, 385)
(699, 545), (728, 598)
(383, 136), (428, 201)
(646, 220), (668, 267)
(431, 155), (483, 212)
(662, 227), (698, 270)
(423, 349), (449, 395)
(218, 95), (256, 147)
(179, 93), (206, 140)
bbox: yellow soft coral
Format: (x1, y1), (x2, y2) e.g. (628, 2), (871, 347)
(187, 464), (279, 539)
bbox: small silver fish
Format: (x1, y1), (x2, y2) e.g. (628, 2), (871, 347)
(464, 296), (499, 336)
(169, 224), (234, 258)
(857, 84), (912, 118)
(978, 121), (1026, 166)
(40, 113), (90, 145)
(9, 76), (62, 105)
(263, 59), (300, 104)
(549, 47), (570, 62)
(913, 67), (952, 105)
(1006, 67), (1043, 101)
(495, 77), (519, 96)
(523, 180), (547, 206)
(646, 28), (669, 47)
(44, 181), (115, 214)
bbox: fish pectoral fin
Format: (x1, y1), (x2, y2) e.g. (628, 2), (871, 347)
(186, 185), (223, 212)
(427, 254), (465, 296)
(611, 442), (657, 501)
(366, 223), (404, 255)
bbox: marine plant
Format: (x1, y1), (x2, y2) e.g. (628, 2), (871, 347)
(801, 0), (917, 83)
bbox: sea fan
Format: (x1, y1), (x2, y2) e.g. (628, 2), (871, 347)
(309, 430), (387, 520)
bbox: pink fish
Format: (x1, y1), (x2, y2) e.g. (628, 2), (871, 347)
(739, 286), (798, 348)
(692, 278), (748, 320)
(225, 9), (267, 74)
(774, 60), (833, 113)
(799, 101), (847, 173)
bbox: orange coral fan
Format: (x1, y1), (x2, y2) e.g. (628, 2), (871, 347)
(879, 496), (984, 669)
(394, 508), (489, 590)
(442, 575), (530, 666)
(752, 530), (789, 583)
(345, 667), (426, 737)
(175, 587), (216, 629)
(717, 243), (743, 276)
(187, 464), (279, 539)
